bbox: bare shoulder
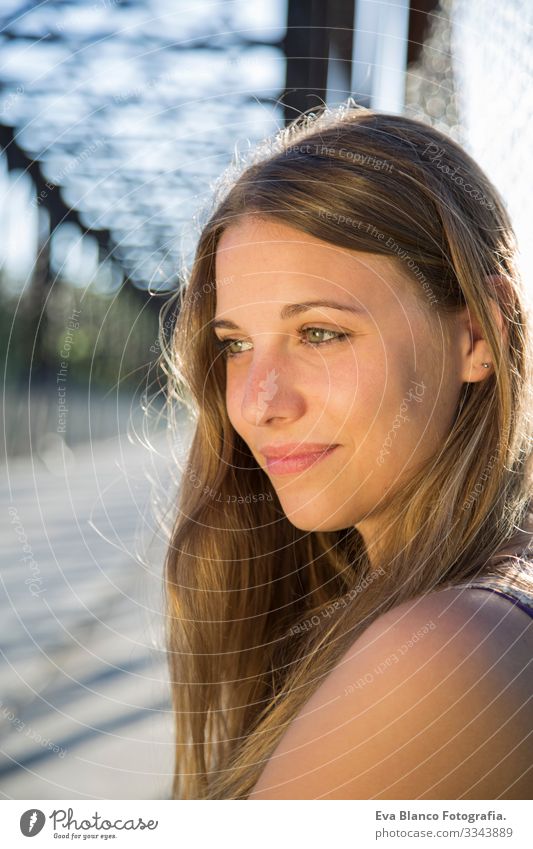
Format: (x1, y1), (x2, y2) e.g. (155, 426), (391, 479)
(249, 587), (533, 800)
(352, 583), (533, 664)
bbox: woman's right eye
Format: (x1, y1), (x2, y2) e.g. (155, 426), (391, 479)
(214, 337), (252, 358)
(214, 326), (350, 358)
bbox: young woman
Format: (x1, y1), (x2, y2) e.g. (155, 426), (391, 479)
(159, 102), (533, 800)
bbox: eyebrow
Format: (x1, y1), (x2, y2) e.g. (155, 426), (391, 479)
(210, 299), (368, 330)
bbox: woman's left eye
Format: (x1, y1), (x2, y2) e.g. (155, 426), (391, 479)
(300, 326), (350, 347)
(214, 327), (350, 358)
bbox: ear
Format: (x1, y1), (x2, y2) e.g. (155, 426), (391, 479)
(456, 292), (506, 385)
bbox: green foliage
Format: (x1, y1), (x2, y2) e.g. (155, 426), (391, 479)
(0, 278), (164, 392)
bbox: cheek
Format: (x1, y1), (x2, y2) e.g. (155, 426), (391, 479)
(331, 351), (386, 410)
(225, 378), (240, 426)
(332, 350), (427, 451)
(223, 348), (394, 432)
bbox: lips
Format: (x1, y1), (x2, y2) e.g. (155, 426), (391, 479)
(259, 444), (340, 475)
(259, 443), (339, 460)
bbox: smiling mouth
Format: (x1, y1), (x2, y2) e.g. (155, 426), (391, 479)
(264, 445), (340, 475)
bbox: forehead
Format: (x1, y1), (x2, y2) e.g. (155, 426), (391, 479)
(215, 215), (419, 314)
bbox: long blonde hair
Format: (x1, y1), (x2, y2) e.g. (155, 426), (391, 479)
(157, 102), (533, 799)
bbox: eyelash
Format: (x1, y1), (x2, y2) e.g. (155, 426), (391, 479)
(214, 327), (351, 358)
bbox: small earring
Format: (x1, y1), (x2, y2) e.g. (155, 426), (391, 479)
(481, 362), (491, 368)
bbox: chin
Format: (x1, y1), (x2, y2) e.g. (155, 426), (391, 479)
(283, 506), (349, 533)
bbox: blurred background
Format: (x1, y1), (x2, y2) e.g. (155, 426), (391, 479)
(1, 0), (532, 799)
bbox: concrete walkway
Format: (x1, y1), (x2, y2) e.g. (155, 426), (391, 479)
(1, 426), (186, 799)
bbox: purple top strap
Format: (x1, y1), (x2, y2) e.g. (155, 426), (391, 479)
(458, 583), (533, 619)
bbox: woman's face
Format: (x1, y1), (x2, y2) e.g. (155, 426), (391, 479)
(213, 215), (466, 544)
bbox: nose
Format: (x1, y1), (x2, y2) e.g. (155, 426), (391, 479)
(240, 354), (306, 427)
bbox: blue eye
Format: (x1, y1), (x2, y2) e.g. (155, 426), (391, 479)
(214, 327), (350, 358)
